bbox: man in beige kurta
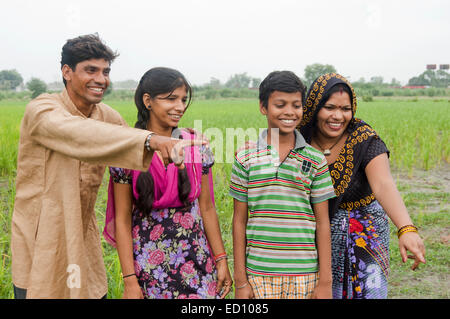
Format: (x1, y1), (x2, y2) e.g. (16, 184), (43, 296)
(11, 33), (202, 299)
(11, 88), (154, 298)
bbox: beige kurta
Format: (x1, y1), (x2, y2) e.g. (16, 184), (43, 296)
(11, 89), (152, 298)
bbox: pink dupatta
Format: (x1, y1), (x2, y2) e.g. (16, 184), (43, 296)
(103, 130), (215, 247)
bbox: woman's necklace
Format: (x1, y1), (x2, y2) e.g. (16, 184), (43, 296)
(314, 133), (346, 156)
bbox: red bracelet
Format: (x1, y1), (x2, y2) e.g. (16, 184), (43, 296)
(214, 252), (227, 262)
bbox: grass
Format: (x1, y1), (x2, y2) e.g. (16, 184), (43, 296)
(0, 97), (449, 299)
(0, 102), (22, 177)
(0, 177), (14, 299)
(388, 210), (450, 298)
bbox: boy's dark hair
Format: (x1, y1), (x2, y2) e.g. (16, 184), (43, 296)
(60, 33), (119, 86)
(259, 71), (306, 107)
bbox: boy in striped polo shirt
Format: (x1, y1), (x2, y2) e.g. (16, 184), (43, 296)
(230, 71), (336, 299)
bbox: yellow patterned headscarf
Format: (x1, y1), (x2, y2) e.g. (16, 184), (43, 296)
(298, 73), (357, 142)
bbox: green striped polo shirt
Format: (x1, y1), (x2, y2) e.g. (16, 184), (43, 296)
(229, 129), (336, 276)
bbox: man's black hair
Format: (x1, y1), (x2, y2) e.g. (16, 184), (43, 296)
(60, 33), (119, 86)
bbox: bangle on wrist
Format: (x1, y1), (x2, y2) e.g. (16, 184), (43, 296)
(215, 256), (228, 263)
(122, 273), (137, 279)
(397, 224), (418, 238)
(213, 252), (227, 263)
(145, 132), (155, 152)
(235, 282), (249, 289)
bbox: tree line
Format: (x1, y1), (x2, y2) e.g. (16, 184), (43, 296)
(1, 64), (449, 101)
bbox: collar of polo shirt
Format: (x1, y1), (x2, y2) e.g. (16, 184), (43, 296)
(256, 129), (306, 151)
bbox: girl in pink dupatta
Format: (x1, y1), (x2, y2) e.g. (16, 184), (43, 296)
(104, 67), (232, 299)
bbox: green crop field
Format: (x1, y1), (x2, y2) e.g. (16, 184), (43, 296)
(0, 97), (449, 299)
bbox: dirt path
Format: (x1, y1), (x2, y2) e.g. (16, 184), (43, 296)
(393, 164), (450, 193)
(393, 164), (449, 215)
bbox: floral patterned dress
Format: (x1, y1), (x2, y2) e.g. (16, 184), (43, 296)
(331, 201), (390, 299)
(109, 145), (218, 299)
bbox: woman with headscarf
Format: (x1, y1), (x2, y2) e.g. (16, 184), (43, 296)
(298, 73), (426, 299)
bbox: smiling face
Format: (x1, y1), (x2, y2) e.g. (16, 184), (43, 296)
(316, 90), (352, 140)
(260, 90), (303, 136)
(62, 58), (111, 110)
(144, 84), (188, 133)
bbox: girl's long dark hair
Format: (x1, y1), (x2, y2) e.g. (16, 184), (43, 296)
(134, 67), (193, 216)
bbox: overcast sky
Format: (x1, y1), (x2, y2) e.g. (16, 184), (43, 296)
(1, 0), (449, 86)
